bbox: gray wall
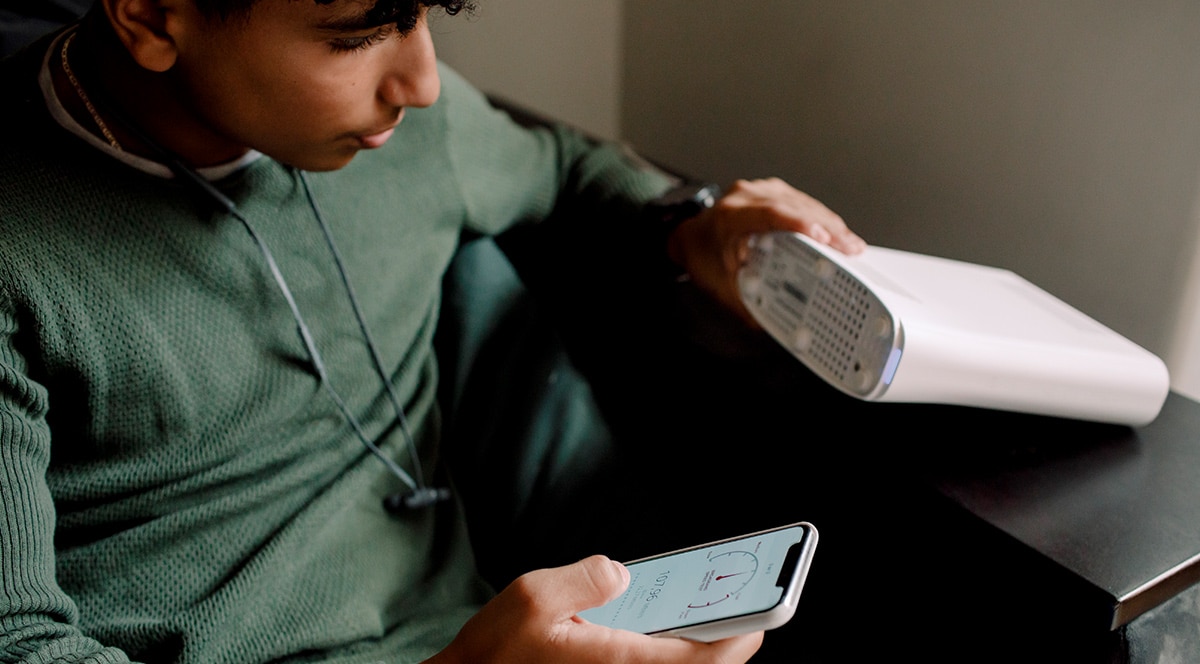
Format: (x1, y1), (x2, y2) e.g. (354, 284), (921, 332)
(432, 0), (623, 139)
(437, 1), (1200, 401)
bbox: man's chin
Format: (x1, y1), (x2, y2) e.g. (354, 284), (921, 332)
(275, 148), (361, 173)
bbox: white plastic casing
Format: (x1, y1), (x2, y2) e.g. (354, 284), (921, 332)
(738, 232), (1170, 426)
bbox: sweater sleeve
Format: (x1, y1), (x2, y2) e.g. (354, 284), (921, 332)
(433, 66), (712, 428)
(435, 63), (684, 305)
(436, 63), (675, 241)
(0, 304), (134, 664)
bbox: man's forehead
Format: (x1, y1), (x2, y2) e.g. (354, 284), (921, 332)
(304, 0), (417, 29)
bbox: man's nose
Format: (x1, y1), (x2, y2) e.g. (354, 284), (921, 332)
(378, 21), (441, 109)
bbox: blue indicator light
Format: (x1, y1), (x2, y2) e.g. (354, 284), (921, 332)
(882, 349), (902, 385)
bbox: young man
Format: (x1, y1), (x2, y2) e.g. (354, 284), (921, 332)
(0, 0), (865, 661)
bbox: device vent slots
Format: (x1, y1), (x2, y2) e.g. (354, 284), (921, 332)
(808, 271), (870, 383)
(754, 238), (874, 390)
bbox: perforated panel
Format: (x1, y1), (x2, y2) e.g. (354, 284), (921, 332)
(740, 233), (898, 397)
(808, 268), (873, 383)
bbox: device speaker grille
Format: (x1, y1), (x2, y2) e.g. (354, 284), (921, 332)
(739, 231), (897, 397)
(805, 260), (869, 382)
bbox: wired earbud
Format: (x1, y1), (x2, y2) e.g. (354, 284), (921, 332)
(384, 487), (453, 512)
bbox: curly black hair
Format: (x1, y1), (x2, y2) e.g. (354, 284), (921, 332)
(194, 0), (474, 31)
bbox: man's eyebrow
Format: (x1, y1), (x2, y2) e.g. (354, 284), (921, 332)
(314, 11), (386, 32)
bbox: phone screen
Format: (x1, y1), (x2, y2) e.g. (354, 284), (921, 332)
(577, 524), (811, 635)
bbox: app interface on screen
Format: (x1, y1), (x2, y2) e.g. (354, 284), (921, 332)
(577, 526), (806, 634)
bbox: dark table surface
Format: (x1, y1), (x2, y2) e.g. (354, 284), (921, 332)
(744, 389), (1200, 663)
(929, 391), (1200, 631)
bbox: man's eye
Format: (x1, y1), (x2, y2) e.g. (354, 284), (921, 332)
(329, 26), (395, 53)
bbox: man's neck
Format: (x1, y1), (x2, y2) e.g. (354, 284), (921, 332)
(53, 17), (252, 168)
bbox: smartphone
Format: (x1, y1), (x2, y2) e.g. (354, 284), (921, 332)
(576, 521), (817, 642)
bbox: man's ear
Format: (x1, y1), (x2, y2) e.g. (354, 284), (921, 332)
(101, 0), (189, 72)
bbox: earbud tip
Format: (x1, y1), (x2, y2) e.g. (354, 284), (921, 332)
(383, 487), (451, 514)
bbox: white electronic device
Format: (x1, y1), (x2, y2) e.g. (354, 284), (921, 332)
(737, 231), (1170, 426)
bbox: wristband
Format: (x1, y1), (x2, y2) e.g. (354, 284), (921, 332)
(647, 182), (721, 239)
(645, 182), (720, 280)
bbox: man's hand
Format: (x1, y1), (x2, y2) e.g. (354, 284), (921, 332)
(668, 177), (866, 323)
(426, 555), (764, 664)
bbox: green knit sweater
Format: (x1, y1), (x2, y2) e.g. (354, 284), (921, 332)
(0, 31), (670, 663)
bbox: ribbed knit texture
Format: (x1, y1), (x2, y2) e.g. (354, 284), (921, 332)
(0, 32), (671, 664)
